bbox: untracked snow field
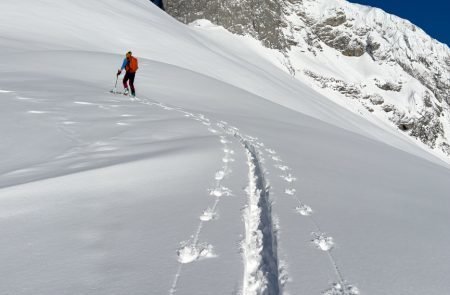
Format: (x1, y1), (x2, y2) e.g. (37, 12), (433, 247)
(1, 1), (450, 294)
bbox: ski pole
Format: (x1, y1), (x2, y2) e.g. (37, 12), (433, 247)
(112, 75), (118, 93)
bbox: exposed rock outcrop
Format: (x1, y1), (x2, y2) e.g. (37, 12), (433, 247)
(165, 0), (450, 156)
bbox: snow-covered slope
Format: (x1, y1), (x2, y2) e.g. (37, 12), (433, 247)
(167, 0), (450, 158)
(1, 1), (450, 294)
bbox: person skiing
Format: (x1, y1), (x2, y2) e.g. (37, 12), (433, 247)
(117, 51), (139, 97)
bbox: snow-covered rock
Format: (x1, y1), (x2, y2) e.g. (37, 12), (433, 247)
(166, 0), (450, 156)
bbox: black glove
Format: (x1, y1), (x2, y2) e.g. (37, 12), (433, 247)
(117, 70), (121, 76)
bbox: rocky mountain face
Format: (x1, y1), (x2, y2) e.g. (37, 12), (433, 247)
(166, 0), (288, 49)
(165, 0), (450, 157)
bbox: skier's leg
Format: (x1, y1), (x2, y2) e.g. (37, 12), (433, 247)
(129, 73), (136, 96)
(123, 72), (130, 93)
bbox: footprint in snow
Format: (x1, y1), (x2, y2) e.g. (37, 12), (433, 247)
(311, 232), (334, 251)
(209, 186), (232, 197)
(276, 165), (290, 171)
(220, 138), (230, 144)
(215, 170), (226, 181)
(246, 135), (258, 142)
(282, 174), (297, 183)
(323, 282), (360, 295)
(265, 148), (277, 155)
(285, 188), (296, 196)
(222, 156), (235, 163)
(224, 149), (235, 156)
(224, 127), (239, 135)
(177, 243), (215, 264)
(200, 208), (218, 221)
(208, 128), (219, 134)
(271, 156), (282, 162)
(296, 204), (313, 216)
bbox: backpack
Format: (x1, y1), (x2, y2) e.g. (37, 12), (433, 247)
(127, 57), (139, 73)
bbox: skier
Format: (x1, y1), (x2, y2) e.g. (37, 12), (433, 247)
(117, 51), (139, 97)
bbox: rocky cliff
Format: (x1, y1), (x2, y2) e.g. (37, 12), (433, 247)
(165, 0), (450, 156)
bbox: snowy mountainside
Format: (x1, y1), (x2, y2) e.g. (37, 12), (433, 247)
(166, 0), (450, 157)
(1, 1), (450, 295)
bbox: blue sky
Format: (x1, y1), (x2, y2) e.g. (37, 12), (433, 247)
(349, 0), (450, 46)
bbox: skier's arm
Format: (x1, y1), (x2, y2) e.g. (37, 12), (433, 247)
(117, 59), (128, 76)
(121, 59), (127, 71)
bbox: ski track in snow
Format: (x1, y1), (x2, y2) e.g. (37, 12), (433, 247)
(222, 126), (281, 295)
(122, 95), (358, 295)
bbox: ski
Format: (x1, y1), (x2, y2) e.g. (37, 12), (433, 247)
(110, 90), (136, 99)
(110, 90), (130, 95)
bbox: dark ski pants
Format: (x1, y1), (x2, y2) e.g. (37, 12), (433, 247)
(123, 72), (136, 94)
